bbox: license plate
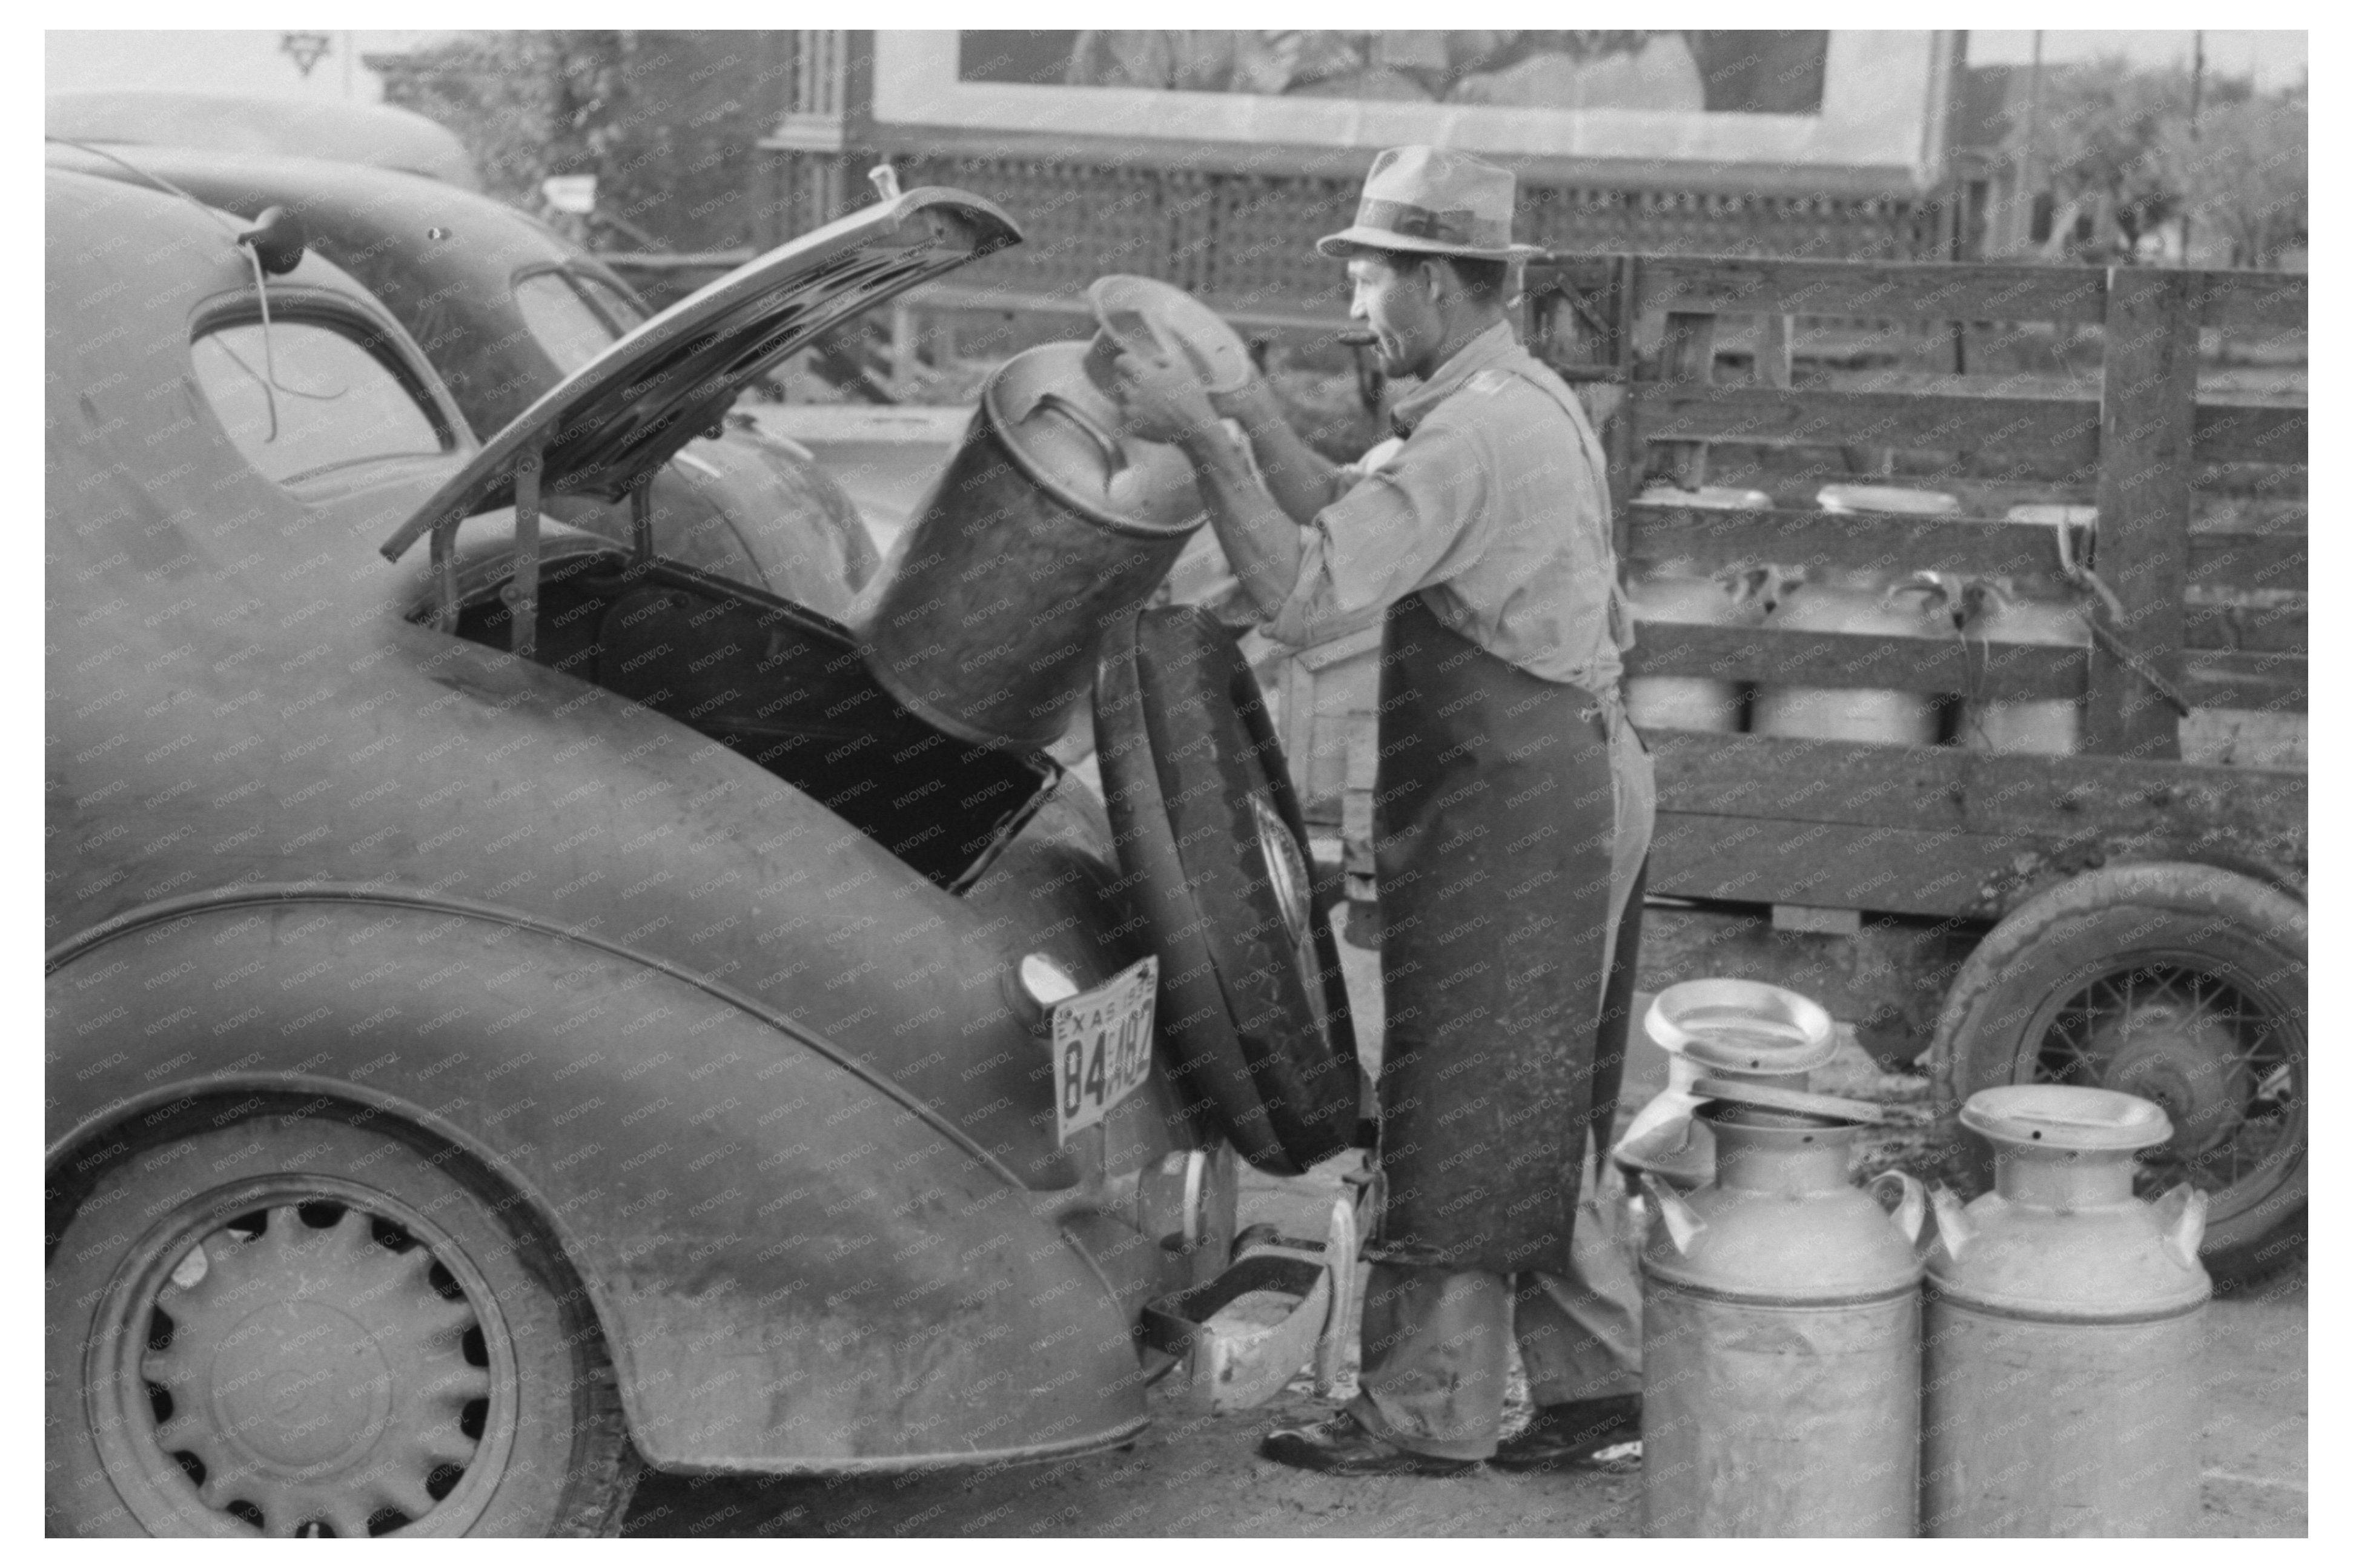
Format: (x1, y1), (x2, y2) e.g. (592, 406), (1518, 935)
(1051, 956), (1157, 1145)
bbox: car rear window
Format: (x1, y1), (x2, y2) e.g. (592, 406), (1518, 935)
(514, 271), (619, 375)
(575, 274), (647, 333)
(193, 318), (448, 485)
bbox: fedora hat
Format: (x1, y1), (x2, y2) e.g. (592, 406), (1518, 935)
(1317, 145), (1540, 262)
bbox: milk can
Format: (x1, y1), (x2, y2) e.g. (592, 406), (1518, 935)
(1640, 1094), (1926, 1537)
(1613, 978), (1835, 1189)
(1623, 486), (1773, 735)
(1922, 1085), (2211, 1537)
(861, 341), (1205, 748)
(1749, 569), (1944, 746)
(1953, 578), (2090, 756)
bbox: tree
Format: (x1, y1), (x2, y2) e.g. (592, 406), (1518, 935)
(2154, 90), (2308, 269)
(369, 31), (564, 208)
(372, 30), (779, 251)
(2011, 56), (2193, 253)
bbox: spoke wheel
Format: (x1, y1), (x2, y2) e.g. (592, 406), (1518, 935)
(1931, 864), (2306, 1290)
(48, 1104), (634, 1537)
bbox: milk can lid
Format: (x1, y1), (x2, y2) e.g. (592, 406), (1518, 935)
(1088, 274), (1254, 395)
(1815, 483), (1960, 516)
(1692, 1077), (1886, 1125)
(1634, 483), (1773, 511)
(984, 342), (1206, 536)
(1961, 1085), (2174, 1151)
(1644, 979), (1836, 1075)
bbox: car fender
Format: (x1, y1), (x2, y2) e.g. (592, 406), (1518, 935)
(46, 896), (1148, 1474)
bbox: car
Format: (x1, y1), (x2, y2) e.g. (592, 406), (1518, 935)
(47, 87), (484, 189)
(47, 165), (1359, 1537)
(47, 130), (879, 619)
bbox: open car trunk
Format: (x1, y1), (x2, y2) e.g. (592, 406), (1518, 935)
(445, 549), (1054, 893)
(383, 185), (1047, 891)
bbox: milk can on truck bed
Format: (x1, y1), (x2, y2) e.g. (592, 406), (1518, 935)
(1922, 1085), (2211, 1537)
(1952, 577), (2091, 756)
(1623, 486), (1774, 736)
(1749, 486), (1961, 747)
(1639, 1089), (1926, 1537)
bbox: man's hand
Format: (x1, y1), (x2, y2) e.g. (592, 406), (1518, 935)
(1110, 348), (1222, 447)
(1209, 374), (1282, 426)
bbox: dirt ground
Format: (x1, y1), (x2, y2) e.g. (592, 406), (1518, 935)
(624, 935), (2309, 1538)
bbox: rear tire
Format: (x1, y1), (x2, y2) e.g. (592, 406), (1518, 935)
(1930, 864), (2306, 1291)
(47, 1100), (635, 1537)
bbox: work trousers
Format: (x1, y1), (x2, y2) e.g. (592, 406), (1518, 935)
(1349, 707), (1655, 1460)
(1351, 1156), (1645, 1460)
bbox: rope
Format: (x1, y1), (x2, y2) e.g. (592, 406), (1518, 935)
(2048, 511), (2194, 718)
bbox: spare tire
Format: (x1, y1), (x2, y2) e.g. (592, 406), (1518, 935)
(1095, 606), (1359, 1175)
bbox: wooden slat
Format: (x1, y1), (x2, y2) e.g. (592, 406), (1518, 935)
(2196, 271), (2309, 333)
(1601, 255), (1642, 535)
(2184, 601), (2307, 655)
(1655, 309), (1717, 489)
(1625, 506), (2061, 577)
(1629, 385), (2298, 469)
(1758, 312), (1793, 388)
(1644, 732), (2305, 916)
(2089, 270), (2198, 759)
(1632, 257), (2111, 326)
(1625, 506), (2303, 586)
(1646, 730), (2306, 842)
(1626, 624), (2080, 700)
(2187, 532), (2306, 594)
(1650, 811), (2031, 918)
(1630, 385), (2103, 469)
(2191, 401), (2307, 466)
(1613, 255), (2302, 332)
(2182, 649), (2307, 709)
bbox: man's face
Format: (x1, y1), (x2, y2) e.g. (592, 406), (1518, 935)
(1346, 253), (1443, 379)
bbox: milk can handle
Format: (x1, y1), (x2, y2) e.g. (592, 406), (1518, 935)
(1639, 1172), (1706, 1257)
(2154, 1182), (2210, 1269)
(1928, 1184), (1974, 1259)
(1030, 392), (1129, 477)
(1868, 1169), (1927, 1244)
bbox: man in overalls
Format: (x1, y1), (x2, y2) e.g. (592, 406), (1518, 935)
(1110, 145), (1656, 1475)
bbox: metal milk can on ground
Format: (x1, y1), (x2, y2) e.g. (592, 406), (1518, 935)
(1613, 978), (1836, 1189)
(1922, 1085), (2211, 1537)
(1639, 1096), (1926, 1537)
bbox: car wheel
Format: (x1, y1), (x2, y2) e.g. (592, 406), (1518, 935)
(1930, 863), (2306, 1290)
(47, 1102), (635, 1537)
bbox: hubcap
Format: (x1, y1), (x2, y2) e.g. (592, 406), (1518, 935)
(102, 1189), (509, 1537)
(2025, 957), (2302, 1220)
(2097, 1004), (2251, 1156)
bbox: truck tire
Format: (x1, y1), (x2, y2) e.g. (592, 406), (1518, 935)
(1930, 862), (2306, 1291)
(48, 1099), (635, 1537)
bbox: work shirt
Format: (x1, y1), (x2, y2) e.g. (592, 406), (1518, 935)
(1265, 320), (1632, 692)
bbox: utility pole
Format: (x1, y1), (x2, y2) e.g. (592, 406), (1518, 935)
(2020, 30), (2044, 252)
(2182, 30), (2205, 265)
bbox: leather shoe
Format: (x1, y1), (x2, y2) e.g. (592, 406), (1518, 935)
(1259, 1410), (1477, 1477)
(1486, 1394), (1643, 1472)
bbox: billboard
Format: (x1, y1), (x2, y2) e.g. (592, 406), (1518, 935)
(868, 30), (1958, 193)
